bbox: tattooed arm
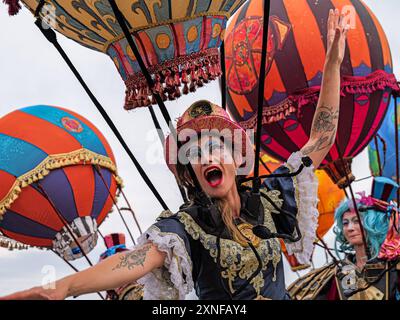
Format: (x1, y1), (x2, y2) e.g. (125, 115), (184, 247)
(300, 9), (349, 168)
(65, 242), (165, 297)
(0, 242), (166, 300)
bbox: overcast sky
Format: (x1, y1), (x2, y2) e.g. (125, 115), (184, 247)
(0, 0), (399, 299)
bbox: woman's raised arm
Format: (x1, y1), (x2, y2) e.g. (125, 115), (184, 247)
(301, 9), (349, 168)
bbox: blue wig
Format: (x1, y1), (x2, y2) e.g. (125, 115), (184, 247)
(333, 200), (389, 258)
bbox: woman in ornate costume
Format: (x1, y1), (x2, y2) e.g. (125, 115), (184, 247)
(288, 176), (400, 300)
(1, 9), (348, 300)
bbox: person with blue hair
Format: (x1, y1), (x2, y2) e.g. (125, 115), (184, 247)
(288, 176), (400, 300)
(333, 197), (389, 268)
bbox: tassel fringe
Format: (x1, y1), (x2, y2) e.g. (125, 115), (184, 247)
(3, 0), (21, 16)
(124, 48), (221, 110)
(240, 70), (400, 129)
(0, 149), (123, 219)
(0, 235), (29, 251)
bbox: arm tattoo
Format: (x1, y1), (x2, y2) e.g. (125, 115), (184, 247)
(302, 134), (336, 155)
(112, 243), (152, 271)
(311, 105), (339, 135)
(303, 105), (339, 156)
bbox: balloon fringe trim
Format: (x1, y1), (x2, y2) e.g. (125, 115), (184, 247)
(3, 0), (21, 16)
(240, 70), (400, 129)
(123, 48), (221, 110)
(0, 148), (123, 219)
(0, 192), (122, 253)
(0, 235), (29, 251)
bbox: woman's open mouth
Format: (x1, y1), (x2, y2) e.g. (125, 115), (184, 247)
(204, 166), (223, 187)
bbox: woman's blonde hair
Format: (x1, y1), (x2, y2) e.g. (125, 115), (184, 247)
(176, 162), (248, 244)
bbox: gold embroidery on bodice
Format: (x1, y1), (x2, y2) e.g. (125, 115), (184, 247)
(177, 189), (282, 295)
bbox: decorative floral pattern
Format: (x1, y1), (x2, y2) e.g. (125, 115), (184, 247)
(225, 16), (291, 95)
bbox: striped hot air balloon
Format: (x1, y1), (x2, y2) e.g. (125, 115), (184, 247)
(225, 0), (399, 188)
(0, 105), (121, 260)
(6, 0), (246, 109)
(368, 98), (400, 182)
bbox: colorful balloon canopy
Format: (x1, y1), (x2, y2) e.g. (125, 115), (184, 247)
(225, 0), (399, 188)
(0, 105), (121, 260)
(259, 152), (281, 175)
(11, 0), (245, 109)
(255, 152), (345, 270)
(368, 97), (400, 182)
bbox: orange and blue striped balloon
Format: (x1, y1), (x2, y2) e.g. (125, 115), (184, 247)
(0, 105), (121, 260)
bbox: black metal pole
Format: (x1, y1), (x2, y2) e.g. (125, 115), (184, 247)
(220, 41), (227, 110)
(259, 155), (272, 174)
(148, 106), (166, 145)
(119, 188), (143, 235)
(107, 0), (211, 205)
(94, 165), (136, 245)
(36, 183), (96, 267)
(97, 229), (106, 243)
(373, 135), (383, 176)
(335, 142), (370, 259)
(316, 235), (340, 265)
(252, 0), (271, 194)
(34, 18), (169, 211)
(49, 249), (105, 300)
(147, 107), (188, 202)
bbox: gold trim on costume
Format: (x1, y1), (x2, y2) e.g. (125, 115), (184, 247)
(287, 264), (336, 300)
(157, 210), (175, 220)
(254, 295), (272, 300)
(117, 283), (144, 300)
(290, 264), (311, 272)
(234, 223), (261, 248)
(177, 188), (283, 296)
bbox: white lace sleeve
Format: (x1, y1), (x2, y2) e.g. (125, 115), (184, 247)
(284, 151), (319, 265)
(136, 225), (194, 300)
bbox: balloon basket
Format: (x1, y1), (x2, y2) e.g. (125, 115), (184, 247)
(321, 158), (355, 189)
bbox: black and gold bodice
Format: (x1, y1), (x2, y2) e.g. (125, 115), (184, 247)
(137, 154), (319, 300)
(148, 163), (304, 300)
(154, 188), (288, 300)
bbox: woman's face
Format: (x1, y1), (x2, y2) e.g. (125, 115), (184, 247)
(184, 135), (239, 199)
(342, 211), (364, 246)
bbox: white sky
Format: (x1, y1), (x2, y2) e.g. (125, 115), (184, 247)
(0, 0), (399, 299)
